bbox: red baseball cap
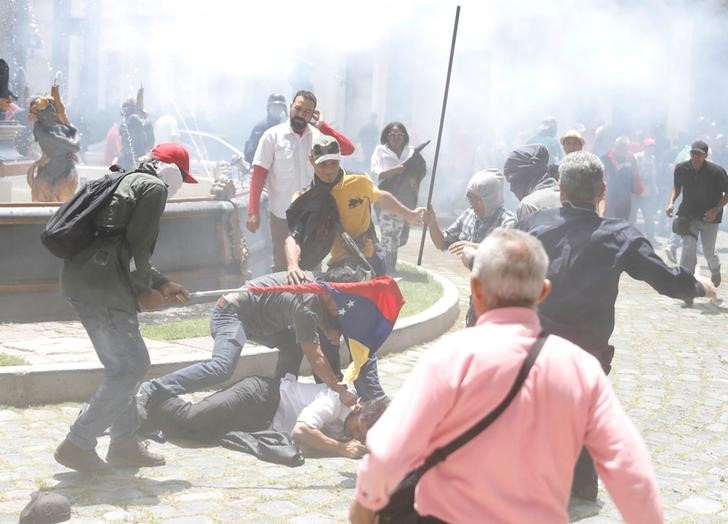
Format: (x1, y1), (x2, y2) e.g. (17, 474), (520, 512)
(151, 143), (198, 183)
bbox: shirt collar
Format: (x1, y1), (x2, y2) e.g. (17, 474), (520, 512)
(562, 201), (598, 213)
(475, 307), (542, 329)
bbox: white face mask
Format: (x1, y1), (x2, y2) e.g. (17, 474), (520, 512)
(157, 161), (184, 199)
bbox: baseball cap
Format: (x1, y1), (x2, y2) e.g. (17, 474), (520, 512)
(267, 93), (287, 106)
(19, 491), (71, 524)
(311, 135), (341, 164)
(151, 143), (198, 183)
(690, 140), (709, 156)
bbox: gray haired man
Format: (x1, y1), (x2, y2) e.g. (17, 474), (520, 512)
(518, 150), (714, 500)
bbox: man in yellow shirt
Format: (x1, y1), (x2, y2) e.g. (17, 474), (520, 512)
(283, 135), (424, 401)
(285, 135), (425, 285)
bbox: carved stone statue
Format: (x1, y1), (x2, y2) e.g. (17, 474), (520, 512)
(26, 85), (79, 202)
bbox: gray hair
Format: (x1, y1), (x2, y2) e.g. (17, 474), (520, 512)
(472, 229), (548, 309)
(360, 397), (390, 429)
(559, 151), (604, 203)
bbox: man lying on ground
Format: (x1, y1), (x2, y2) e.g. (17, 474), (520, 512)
(142, 374), (389, 461)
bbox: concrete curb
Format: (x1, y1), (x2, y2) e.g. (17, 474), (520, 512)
(0, 264), (460, 407)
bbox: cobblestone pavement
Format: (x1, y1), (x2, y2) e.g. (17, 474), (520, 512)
(1, 230), (728, 522)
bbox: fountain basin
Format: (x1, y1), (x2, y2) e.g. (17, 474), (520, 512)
(0, 192), (272, 322)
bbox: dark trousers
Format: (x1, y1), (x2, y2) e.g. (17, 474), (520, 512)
(571, 348), (613, 500)
(148, 376), (280, 442)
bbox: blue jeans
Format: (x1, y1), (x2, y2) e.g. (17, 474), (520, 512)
(67, 300), (150, 450)
(145, 301), (246, 402)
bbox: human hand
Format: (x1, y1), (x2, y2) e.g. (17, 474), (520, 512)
(336, 386), (358, 408)
(695, 275), (717, 302)
(286, 265), (309, 285)
(423, 204), (437, 226)
(407, 207), (426, 225)
(666, 203), (674, 218)
(459, 246), (477, 269)
(159, 281), (191, 304)
(139, 290), (167, 311)
(703, 207), (720, 222)
(339, 439), (367, 459)
(246, 213), (260, 233)
(448, 240), (478, 256)
(311, 109), (323, 129)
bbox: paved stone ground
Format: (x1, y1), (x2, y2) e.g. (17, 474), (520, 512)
(1, 229), (728, 522)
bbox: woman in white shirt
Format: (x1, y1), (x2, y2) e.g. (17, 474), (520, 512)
(370, 122), (417, 273)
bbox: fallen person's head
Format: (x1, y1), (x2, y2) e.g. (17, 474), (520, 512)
(344, 397), (390, 443)
(470, 229), (551, 317)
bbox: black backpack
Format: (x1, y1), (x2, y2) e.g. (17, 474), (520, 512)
(41, 167), (135, 259)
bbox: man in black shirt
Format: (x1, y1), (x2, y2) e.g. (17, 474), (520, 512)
(139, 271), (356, 412)
(666, 140), (728, 287)
(243, 93), (287, 164)
(519, 151), (716, 500)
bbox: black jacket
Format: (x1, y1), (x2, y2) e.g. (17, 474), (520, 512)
(519, 202), (703, 372)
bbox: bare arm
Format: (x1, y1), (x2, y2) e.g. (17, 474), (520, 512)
(292, 423), (366, 458)
(666, 186), (681, 217)
(376, 190), (425, 225)
(299, 341), (357, 407)
(423, 204), (447, 250)
(284, 235), (309, 285)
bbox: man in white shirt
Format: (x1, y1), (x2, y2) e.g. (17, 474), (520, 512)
(143, 374), (388, 459)
(246, 90), (355, 271)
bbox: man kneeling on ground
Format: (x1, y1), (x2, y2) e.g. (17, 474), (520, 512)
(143, 374), (389, 460)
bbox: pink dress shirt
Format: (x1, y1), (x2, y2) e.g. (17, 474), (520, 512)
(355, 307), (662, 523)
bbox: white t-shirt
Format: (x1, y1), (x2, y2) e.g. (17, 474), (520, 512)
(369, 144), (413, 183)
(269, 375), (352, 441)
(253, 122), (323, 218)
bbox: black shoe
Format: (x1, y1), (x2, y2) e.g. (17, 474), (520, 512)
(683, 297), (694, 306)
(712, 271), (721, 287)
(106, 437), (166, 468)
(54, 438), (113, 474)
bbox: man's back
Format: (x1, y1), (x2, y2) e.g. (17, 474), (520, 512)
(236, 272), (320, 342)
(520, 203), (700, 370)
(61, 171), (168, 312)
(358, 309), (661, 523)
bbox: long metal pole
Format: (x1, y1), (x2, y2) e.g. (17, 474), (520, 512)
(417, 5), (461, 265)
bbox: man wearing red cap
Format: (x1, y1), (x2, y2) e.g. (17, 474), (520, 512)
(55, 143), (196, 474)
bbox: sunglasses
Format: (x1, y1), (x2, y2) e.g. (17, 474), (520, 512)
(312, 141), (340, 157)
(388, 132), (405, 137)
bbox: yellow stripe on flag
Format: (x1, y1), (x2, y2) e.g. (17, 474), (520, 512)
(342, 338), (371, 384)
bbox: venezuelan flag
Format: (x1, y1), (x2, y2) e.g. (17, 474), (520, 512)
(247, 276), (405, 383)
(318, 277), (404, 383)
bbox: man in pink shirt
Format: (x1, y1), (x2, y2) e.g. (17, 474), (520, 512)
(349, 229), (663, 524)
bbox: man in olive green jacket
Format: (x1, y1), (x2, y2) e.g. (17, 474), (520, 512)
(54, 143), (197, 473)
